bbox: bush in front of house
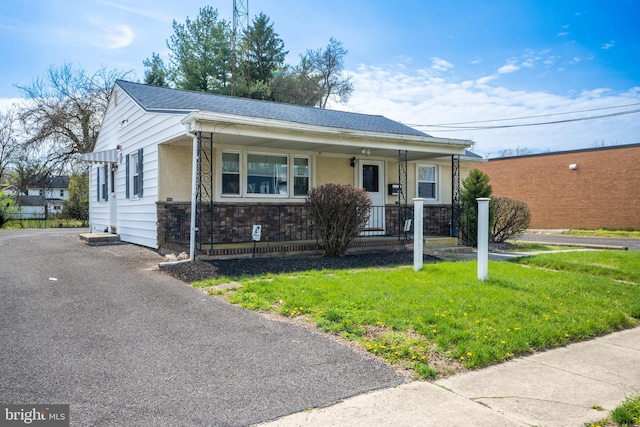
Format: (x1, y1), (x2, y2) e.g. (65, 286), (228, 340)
(491, 196), (531, 243)
(0, 191), (15, 229)
(460, 169), (493, 247)
(306, 184), (372, 257)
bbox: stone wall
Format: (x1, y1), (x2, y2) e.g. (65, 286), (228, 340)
(157, 202), (454, 247)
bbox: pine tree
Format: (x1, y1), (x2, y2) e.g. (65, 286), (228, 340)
(460, 169), (493, 247)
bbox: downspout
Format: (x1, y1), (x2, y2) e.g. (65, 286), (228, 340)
(159, 119), (200, 267)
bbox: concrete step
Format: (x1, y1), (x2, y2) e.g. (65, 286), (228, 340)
(424, 236), (459, 248)
(79, 233), (120, 244)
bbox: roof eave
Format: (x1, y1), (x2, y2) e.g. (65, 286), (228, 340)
(181, 111), (473, 152)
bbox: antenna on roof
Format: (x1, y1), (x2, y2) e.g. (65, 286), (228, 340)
(232, 0), (249, 97)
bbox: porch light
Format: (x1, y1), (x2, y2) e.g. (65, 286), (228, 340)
(361, 148), (371, 156)
(350, 157), (356, 167)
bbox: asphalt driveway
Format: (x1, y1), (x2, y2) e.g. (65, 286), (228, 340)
(0, 229), (402, 426)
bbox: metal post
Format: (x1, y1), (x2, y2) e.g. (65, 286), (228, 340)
(477, 197), (490, 281)
(413, 198), (425, 271)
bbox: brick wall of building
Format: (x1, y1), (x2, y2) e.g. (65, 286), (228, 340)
(474, 144), (640, 230)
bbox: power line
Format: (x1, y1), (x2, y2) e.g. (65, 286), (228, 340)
(408, 107), (640, 132)
(407, 102), (640, 127)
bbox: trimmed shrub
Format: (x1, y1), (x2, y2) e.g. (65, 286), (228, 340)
(491, 197), (531, 243)
(306, 184), (371, 257)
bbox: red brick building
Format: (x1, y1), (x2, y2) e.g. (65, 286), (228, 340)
(475, 143), (640, 230)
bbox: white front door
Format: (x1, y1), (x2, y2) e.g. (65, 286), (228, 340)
(359, 160), (385, 236)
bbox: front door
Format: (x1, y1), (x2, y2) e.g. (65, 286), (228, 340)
(109, 166), (117, 233)
(359, 160), (385, 236)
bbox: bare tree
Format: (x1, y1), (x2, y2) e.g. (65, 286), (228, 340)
(302, 38), (354, 109)
(0, 106), (21, 182)
(15, 63), (132, 170)
(491, 197), (531, 243)
(496, 147), (532, 158)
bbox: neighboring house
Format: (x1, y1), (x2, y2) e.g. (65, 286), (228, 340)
(25, 176), (70, 217)
(10, 195), (47, 219)
(474, 143), (640, 230)
(1, 184), (20, 196)
(81, 80), (482, 256)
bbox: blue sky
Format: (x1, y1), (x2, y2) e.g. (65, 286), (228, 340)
(1, 0), (638, 156)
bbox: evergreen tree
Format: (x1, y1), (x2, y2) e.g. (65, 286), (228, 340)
(143, 53), (168, 87)
(460, 169), (493, 247)
(241, 12), (288, 92)
(167, 6), (233, 93)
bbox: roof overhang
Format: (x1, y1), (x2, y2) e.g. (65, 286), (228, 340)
(79, 149), (118, 164)
(181, 111), (474, 161)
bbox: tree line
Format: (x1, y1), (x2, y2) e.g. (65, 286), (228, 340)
(0, 6), (354, 225)
(143, 6), (353, 108)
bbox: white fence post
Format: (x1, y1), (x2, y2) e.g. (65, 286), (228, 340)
(477, 197), (491, 281)
(413, 198), (425, 271)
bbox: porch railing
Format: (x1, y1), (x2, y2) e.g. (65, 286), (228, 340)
(157, 202), (453, 247)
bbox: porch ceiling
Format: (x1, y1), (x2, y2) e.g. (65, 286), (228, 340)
(166, 132), (466, 161)
(215, 133), (465, 160)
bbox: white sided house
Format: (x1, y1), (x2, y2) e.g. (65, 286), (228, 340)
(81, 80), (481, 257)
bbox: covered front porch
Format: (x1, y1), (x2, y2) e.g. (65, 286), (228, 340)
(156, 113), (472, 258)
(157, 201), (458, 257)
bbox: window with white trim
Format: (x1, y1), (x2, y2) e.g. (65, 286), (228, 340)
(221, 152), (240, 195)
(247, 154), (288, 195)
(221, 151), (310, 198)
(293, 157), (309, 196)
(126, 149), (143, 198)
(417, 165), (438, 200)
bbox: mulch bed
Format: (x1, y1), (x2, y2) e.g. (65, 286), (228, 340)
(161, 250), (439, 283)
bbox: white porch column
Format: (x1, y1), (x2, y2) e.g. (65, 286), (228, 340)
(477, 197), (491, 281)
(413, 198), (425, 271)
(189, 132), (199, 261)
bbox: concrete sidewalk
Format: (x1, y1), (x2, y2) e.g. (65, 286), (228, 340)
(259, 327), (640, 426)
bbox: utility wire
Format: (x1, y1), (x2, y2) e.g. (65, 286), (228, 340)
(407, 102), (640, 127)
(408, 108), (640, 132)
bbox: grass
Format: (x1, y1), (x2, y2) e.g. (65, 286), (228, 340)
(503, 242), (579, 252)
(195, 250), (640, 380)
(585, 394), (640, 427)
(562, 228), (640, 239)
(2, 218), (86, 229)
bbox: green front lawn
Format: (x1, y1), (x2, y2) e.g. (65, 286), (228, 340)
(2, 218), (86, 229)
(195, 251), (640, 379)
(562, 228), (640, 239)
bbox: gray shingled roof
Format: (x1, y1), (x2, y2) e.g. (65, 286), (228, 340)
(116, 80), (430, 138)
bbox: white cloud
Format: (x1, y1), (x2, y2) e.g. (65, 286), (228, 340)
(498, 64), (519, 74)
(332, 64), (640, 157)
(557, 32), (569, 37)
(88, 17), (135, 49)
(431, 57), (454, 72)
(476, 75), (497, 85)
(601, 40), (615, 50)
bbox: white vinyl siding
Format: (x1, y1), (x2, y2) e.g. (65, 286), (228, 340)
(88, 86), (184, 248)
